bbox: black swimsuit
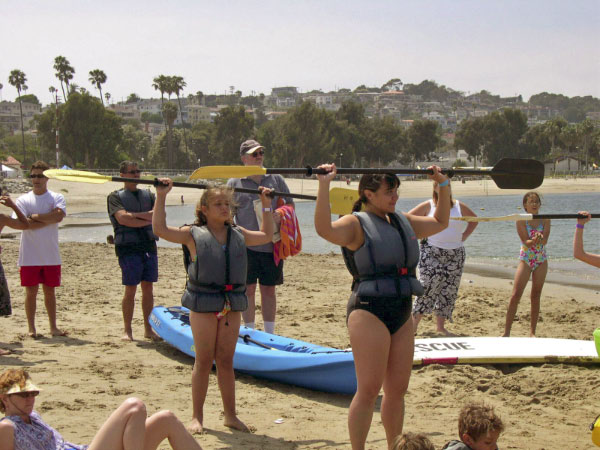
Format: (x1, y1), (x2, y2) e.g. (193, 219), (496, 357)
(346, 292), (412, 335)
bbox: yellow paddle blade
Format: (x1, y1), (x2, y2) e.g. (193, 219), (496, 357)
(330, 187), (358, 215)
(43, 169), (111, 184)
(189, 165), (266, 180)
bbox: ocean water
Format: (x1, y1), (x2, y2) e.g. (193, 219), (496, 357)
(63, 192), (600, 284)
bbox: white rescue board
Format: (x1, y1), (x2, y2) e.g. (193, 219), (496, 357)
(413, 337), (599, 365)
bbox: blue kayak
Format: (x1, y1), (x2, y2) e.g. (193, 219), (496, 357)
(150, 306), (357, 395)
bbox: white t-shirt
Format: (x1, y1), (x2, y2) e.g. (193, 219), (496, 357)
(13, 190), (66, 267)
(426, 199), (467, 250)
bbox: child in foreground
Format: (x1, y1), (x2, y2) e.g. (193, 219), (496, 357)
(392, 432), (435, 450)
(442, 403), (504, 450)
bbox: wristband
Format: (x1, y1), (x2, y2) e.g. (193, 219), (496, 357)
(438, 179), (449, 187)
(576, 223), (584, 229)
(262, 207), (272, 212)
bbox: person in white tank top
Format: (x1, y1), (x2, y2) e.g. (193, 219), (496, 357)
(408, 180), (478, 336)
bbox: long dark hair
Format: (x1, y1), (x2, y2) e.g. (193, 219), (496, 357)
(352, 173), (400, 212)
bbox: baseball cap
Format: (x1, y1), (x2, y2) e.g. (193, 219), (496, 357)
(240, 139), (264, 156)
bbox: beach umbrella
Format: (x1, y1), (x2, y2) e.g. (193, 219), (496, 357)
(42, 168), (356, 215)
(189, 158), (544, 190)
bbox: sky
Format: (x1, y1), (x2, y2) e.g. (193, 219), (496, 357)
(1, 0), (599, 105)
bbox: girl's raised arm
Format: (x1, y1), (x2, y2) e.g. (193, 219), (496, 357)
(241, 187), (275, 247)
(152, 178), (193, 245)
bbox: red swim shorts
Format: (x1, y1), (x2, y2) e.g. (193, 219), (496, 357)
(20, 265), (61, 287)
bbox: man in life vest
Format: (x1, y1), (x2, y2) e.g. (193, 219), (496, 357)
(107, 161), (160, 341)
(227, 139), (294, 334)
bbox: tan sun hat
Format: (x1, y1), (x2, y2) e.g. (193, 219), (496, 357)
(4, 378), (41, 395)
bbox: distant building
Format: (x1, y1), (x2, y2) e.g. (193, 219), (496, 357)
(186, 105), (214, 125)
(108, 103), (140, 120)
(543, 155), (587, 175)
(271, 87), (298, 97)
(0, 101), (41, 131)
(1, 156), (23, 173)
(586, 111), (600, 121)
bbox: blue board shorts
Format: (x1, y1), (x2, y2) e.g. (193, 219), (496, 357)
(118, 252), (158, 286)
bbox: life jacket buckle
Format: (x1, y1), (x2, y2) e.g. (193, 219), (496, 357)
(224, 284), (233, 292)
(398, 267), (408, 276)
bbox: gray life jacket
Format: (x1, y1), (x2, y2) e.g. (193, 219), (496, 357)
(181, 225), (248, 312)
(341, 211), (424, 299)
(109, 189), (158, 246)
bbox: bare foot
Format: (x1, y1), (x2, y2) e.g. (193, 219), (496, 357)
(187, 418), (204, 435)
(529, 333), (536, 338)
(437, 329), (456, 337)
(51, 328), (69, 337)
(144, 330), (162, 341)
(28, 330), (38, 339)
(224, 415), (252, 433)
(500, 333), (510, 337)
(122, 331), (134, 341)
(0, 348), (12, 356)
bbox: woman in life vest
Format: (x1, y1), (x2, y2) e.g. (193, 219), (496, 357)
(314, 164), (450, 450)
(152, 179), (274, 434)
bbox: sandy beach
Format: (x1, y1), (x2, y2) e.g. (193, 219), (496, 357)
(0, 175), (599, 449)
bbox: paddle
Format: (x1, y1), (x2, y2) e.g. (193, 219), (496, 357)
(189, 158), (544, 189)
(240, 334), (277, 350)
(43, 169), (317, 201)
(451, 213), (599, 223)
(43, 168), (357, 214)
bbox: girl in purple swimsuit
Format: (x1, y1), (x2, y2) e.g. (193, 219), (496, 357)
(503, 192), (551, 337)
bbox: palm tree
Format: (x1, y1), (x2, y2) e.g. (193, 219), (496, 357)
(88, 69), (107, 105)
(152, 75), (169, 139)
(164, 76), (175, 101)
(196, 91), (204, 105)
(104, 92), (111, 105)
(171, 75), (189, 152)
(53, 56), (75, 100)
(162, 102), (179, 169)
(577, 119), (596, 173)
(69, 83), (81, 95)
(8, 69), (28, 165)
(152, 75), (168, 105)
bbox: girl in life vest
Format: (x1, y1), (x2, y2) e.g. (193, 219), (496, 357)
(314, 164), (451, 450)
(152, 179), (274, 434)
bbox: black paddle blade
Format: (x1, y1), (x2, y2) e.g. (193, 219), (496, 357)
(490, 158), (544, 189)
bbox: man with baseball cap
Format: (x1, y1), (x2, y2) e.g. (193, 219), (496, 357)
(227, 139), (294, 334)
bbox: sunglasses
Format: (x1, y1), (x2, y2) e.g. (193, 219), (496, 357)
(123, 170), (142, 175)
(11, 391), (39, 398)
(249, 150), (264, 158)
(29, 174), (47, 179)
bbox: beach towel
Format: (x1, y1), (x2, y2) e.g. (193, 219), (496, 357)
(274, 205), (302, 266)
